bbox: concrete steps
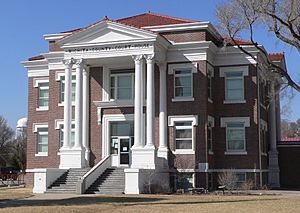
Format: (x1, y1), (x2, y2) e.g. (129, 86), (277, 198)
(46, 168), (89, 194)
(86, 168), (125, 194)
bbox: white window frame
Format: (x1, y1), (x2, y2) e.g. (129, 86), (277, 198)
(219, 66), (248, 104)
(208, 116), (215, 155)
(168, 115), (198, 154)
(220, 117), (250, 155)
(33, 78), (49, 111)
(207, 64), (214, 103)
(55, 71), (76, 106)
(33, 123), (48, 156)
(169, 63), (197, 102)
(109, 69), (135, 101)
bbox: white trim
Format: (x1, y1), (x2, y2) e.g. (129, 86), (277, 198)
(33, 123), (48, 133)
(55, 70), (76, 81)
(175, 168), (268, 173)
(224, 151), (248, 155)
(33, 77), (49, 88)
(172, 150), (195, 155)
(219, 66), (249, 77)
(102, 114), (135, 158)
(223, 100), (246, 104)
(36, 107), (49, 111)
(21, 59), (49, 77)
(168, 62), (197, 75)
(171, 97), (194, 102)
(220, 117), (250, 127)
(168, 115), (198, 126)
(35, 153), (48, 157)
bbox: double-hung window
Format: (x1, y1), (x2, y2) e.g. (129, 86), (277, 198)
(226, 122), (245, 152)
(38, 83), (49, 109)
(225, 72), (244, 101)
(37, 127), (48, 154)
(207, 122), (213, 154)
(59, 124), (75, 148)
(174, 69), (192, 98)
(220, 66), (248, 103)
(110, 69), (134, 100)
(60, 75), (76, 103)
(175, 121), (193, 150)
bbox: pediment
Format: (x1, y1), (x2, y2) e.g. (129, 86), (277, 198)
(58, 21), (157, 47)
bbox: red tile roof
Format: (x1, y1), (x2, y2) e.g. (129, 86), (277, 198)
(116, 12), (197, 28)
(225, 37), (255, 45)
(269, 52), (285, 61)
(281, 137), (300, 142)
(28, 55), (45, 61)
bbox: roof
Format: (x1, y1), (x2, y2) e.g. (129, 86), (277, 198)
(116, 12), (197, 28)
(278, 137), (300, 146)
(28, 55), (45, 61)
(268, 52), (285, 61)
(281, 137), (300, 142)
(225, 37), (255, 45)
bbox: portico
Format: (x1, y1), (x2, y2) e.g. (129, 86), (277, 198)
(58, 20), (170, 173)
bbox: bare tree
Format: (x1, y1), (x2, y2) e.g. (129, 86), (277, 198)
(0, 116), (14, 165)
(9, 131), (27, 172)
(216, 0), (300, 92)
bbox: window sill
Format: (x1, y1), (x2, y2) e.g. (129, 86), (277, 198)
(223, 100), (246, 104)
(261, 152), (267, 156)
(172, 150), (195, 155)
(208, 151), (214, 155)
(208, 98), (213, 103)
(224, 151), (247, 155)
(35, 153), (48, 157)
(172, 97), (194, 102)
(36, 107), (48, 111)
(58, 102), (76, 107)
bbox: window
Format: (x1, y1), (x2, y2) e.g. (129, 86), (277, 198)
(175, 121), (193, 150)
(60, 75), (76, 103)
(236, 172), (246, 185)
(225, 72), (244, 101)
(260, 121), (268, 154)
(207, 122), (213, 153)
(174, 69), (192, 98)
(110, 121), (134, 155)
(37, 127), (48, 154)
(110, 69), (134, 100)
(226, 122), (245, 152)
(59, 124), (75, 148)
(38, 83), (49, 108)
(207, 69), (213, 101)
(176, 173), (193, 191)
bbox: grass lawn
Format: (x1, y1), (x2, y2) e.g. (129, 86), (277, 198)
(1, 191), (300, 213)
(0, 188), (32, 201)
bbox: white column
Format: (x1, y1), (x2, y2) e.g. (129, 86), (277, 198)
(141, 58), (145, 146)
(74, 59), (84, 149)
(145, 54), (155, 148)
(268, 81), (280, 187)
(132, 55), (143, 148)
(275, 91), (281, 141)
(82, 65), (90, 166)
(62, 59), (74, 149)
(158, 62), (168, 151)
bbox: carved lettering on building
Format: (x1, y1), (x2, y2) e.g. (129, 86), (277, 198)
(67, 43), (153, 53)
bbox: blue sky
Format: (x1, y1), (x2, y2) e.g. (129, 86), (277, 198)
(0, 0), (299, 128)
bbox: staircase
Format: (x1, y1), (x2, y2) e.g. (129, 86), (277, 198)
(46, 168), (89, 193)
(86, 167), (125, 194)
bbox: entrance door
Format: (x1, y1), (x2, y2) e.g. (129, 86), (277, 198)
(119, 137), (130, 166)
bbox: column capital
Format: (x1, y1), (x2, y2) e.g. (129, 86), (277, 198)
(83, 65), (90, 75)
(157, 61), (166, 69)
(63, 58), (75, 68)
(74, 58), (85, 69)
(145, 54), (155, 63)
(132, 55), (143, 64)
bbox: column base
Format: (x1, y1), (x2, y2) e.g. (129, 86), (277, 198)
(59, 148), (86, 169)
(268, 150), (280, 187)
(157, 147), (168, 169)
(131, 147), (156, 169)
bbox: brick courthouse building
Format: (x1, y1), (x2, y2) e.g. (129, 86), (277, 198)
(22, 12), (286, 194)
